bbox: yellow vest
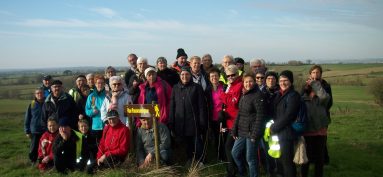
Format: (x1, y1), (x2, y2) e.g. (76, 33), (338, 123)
(264, 120), (281, 158)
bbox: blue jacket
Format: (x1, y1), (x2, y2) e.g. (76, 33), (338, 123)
(85, 89), (106, 131)
(24, 99), (46, 134)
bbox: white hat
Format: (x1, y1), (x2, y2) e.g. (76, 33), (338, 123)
(144, 67), (156, 78)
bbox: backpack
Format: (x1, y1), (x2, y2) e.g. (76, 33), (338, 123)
(285, 93), (308, 135)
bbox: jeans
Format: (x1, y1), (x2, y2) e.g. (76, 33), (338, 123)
(232, 137), (259, 177)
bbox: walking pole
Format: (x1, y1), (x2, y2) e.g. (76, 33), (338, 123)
(152, 102), (160, 169)
(217, 122), (222, 161)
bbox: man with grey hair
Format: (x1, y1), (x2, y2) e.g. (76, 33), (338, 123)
(124, 53), (138, 90)
(101, 76), (133, 126)
(250, 58), (267, 74)
(86, 73), (95, 93)
(219, 55), (235, 85)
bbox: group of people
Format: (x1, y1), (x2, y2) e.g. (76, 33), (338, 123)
(24, 48), (332, 177)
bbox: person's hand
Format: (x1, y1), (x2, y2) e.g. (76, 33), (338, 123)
(93, 108), (99, 115)
(79, 114), (84, 120)
(26, 134), (31, 139)
(42, 156), (50, 163)
(133, 80), (139, 88)
(233, 136), (238, 140)
(251, 138), (255, 143)
(97, 154), (106, 166)
(144, 153), (153, 165)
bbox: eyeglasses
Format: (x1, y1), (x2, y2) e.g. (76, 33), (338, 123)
(256, 77), (265, 80)
(227, 74), (236, 78)
(112, 83), (122, 86)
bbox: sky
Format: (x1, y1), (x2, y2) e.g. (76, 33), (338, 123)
(0, 0), (382, 69)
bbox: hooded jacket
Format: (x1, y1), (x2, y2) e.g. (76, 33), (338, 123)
(220, 77), (243, 129)
(85, 89), (106, 131)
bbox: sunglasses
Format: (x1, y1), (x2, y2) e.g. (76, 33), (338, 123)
(227, 74), (236, 78)
(256, 77), (265, 79)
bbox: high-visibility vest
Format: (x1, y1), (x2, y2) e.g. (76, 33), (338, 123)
(264, 120), (281, 158)
(74, 130), (83, 163)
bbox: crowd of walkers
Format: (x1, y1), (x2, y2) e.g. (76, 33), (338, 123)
(24, 48), (332, 177)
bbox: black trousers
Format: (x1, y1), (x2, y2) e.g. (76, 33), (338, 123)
(225, 131), (238, 177)
(301, 136), (326, 177)
(29, 133), (42, 163)
(276, 139), (296, 177)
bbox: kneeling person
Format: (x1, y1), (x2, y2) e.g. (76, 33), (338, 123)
(136, 117), (171, 168)
(97, 110), (130, 168)
(53, 118), (89, 174)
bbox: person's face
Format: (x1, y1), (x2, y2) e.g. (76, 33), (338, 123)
(279, 76), (292, 91)
(266, 76), (277, 88)
(106, 69), (116, 78)
(202, 57), (212, 68)
(157, 61), (167, 71)
(78, 122), (89, 134)
(177, 56), (187, 66)
(137, 61), (148, 73)
(87, 76), (94, 87)
(146, 71), (157, 84)
(236, 63), (244, 70)
(59, 126), (71, 137)
(108, 117), (119, 127)
(190, 59), (201, 73)
(222, 58), (233, 69)
(35, 89), (44, 100)
(76, 77), (86, 89)
(47, 121), (58, 133)
(128, 56), (137, 69)
(180, 71), (191, 84)
(243, 76), (255, 91)
(111, 80), (123, 92)
(226, 72), (238, 84)
(255, 73), (265, 86)
(139, 118), (152, 129)
(251, 63), (262, 73)
(51, 84), (62, 97)
(95, 78), (105, 92)
(81, 87), (90, 97)
(209, 72), (219, 85)
(43, 79), (51, 87)
(310, 68), (322, 80)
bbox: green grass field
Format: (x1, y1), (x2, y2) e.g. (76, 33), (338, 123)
(0, 64), (383, 176)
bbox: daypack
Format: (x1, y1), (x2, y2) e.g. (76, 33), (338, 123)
(285, 93), (308, 135)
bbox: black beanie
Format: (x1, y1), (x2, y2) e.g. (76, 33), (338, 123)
(176, 48), (188, 59)
(280, 70), (294, 83)
(234, 57), (244, 64)
(265, 71), (279, 80)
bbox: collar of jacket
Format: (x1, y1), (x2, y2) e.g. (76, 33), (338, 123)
(45, 91), (68, 102)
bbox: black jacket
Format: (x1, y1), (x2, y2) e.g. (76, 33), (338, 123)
(271, 87), (300, 140)
(169, 81), (208, 137)
(157, 68), (180, 87)
(42, 92), (79, 129)
(232, 86), (265, 140)
(53, 130), (89, 173)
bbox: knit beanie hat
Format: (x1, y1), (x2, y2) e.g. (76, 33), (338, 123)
(180, 66), (192, 74)
(265, 71), (278, 80)
(234, 57), (244, 64)
(176, 48), (188, 59)
(280, 70), (294, 83)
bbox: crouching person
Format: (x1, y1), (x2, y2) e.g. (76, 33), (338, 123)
(97, 110), (130, 168)
(78, 119), (97, 174)
(37, 117), (58, 172)
(136, 117), (171, 169)
(53, 117), (89, 174)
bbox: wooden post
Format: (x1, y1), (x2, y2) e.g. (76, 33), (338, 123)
(152, 102), (160, 169)
(128, 116), (135, 154)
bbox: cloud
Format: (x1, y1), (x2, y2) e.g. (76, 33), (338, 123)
(0, 10), (14, 16)
(90, 7), (118, 18)
(21, 19), (90, 27)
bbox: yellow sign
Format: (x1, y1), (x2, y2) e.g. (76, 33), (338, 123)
(124, 104), (160, 118)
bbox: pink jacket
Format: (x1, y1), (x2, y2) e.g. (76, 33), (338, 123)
(137, 77), (172, 125)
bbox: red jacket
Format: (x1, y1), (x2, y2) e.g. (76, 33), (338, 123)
(38, 131), (58, 170)
(97, 121), (130, 159)
(220, 78), (243, 129)
(171, 61), (190, 73)
(137, 77), (172, 126)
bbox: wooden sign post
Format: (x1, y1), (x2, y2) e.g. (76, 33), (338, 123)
(125, 103), (161, 169)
